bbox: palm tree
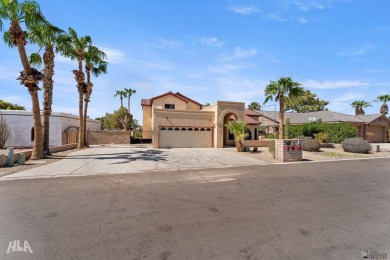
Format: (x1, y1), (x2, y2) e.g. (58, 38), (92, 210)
(377, 95), (390, 115)
(28, 22), (69, 155)
(248, 101), (261, 111)
(351, 100), (372, 116)
(83, 46), (107, 146)
(264, 77), (304, 139)
(225, 120), (248, 152)
(61, 27), (92, 149)
(124, 88), (136, 115)
(114, 90), (126, 107)
(0, 0), (46, 159)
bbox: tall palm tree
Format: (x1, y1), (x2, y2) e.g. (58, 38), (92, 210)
(351, 100), (372, 116)
(225, 120), (248, 152)
(61, 27), (92, 149)
(83, 46), (107, 146)
(114, 90), (126, 107)
(264, 77), (304, 139)
(124, 88), (136, 115)
(377, 95), (390, 115)
(0, 0), (46, 159)
(248, 101), (261, 111)
(28, 22), (69, 155)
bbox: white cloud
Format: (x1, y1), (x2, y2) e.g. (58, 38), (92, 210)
(220, 47), (257, 61)
(199, 37), (223, 47)
(338, 45), (373, 56)
(303, 79), (369, 89)
(268, 13), (288, 22)
(228, 6), (262, 15)
(99, 47), (126, 64)
(149, 38), (182, 49)
(297, 17), (308, 24)
(294, 1), (325, 12)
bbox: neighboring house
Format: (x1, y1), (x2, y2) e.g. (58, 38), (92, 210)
(257, 110), (389, 143)
(141, 91), (263, 148)
(0, 110), (101, 148)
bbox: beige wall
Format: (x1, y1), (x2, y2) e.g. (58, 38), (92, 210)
(142, 106), (153, 138)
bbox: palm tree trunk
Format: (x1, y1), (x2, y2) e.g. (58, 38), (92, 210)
(42, 47), (55, 155)
(279, 94), (284, 139)
(120, 96), (123, 107)
(78, 89), (84, 149)
(30, 90), (45, 159)
(128, 97), (131, 114)
(12, 22), (44, 159)
(83, 99), (89, 146)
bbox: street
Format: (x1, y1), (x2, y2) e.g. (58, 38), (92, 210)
(1, 158), (390, 259)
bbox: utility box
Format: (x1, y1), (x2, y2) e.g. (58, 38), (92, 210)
(275, 139), (303, 162)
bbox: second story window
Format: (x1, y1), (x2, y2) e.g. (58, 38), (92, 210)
(165, 104), (175, 109)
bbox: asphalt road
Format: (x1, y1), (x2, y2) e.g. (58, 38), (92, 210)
(0, 158), (389, 260)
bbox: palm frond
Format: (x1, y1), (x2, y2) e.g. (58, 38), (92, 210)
(29, 52), (42, 67)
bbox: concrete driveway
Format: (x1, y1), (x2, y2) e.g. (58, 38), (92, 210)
(1, 145), (267, 180)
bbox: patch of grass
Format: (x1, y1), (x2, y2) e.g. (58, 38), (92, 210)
(322, 151), (361, 158)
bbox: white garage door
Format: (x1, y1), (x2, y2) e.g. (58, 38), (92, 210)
(159, 127), (213, 148)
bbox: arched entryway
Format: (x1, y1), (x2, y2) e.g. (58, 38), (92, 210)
(223, 112), (238, 146)
(65, 126), (78, 144)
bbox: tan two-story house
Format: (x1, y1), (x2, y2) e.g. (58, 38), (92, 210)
(141, 91), (258, 148)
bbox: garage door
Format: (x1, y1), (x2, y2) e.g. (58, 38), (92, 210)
(159, 127), (213, 148)
(366, 126), (384, 143)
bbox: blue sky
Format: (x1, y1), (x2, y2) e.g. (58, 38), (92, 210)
(1, 0), (389, 124)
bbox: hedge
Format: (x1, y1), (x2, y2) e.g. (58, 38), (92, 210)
(288, 122), (357, 143)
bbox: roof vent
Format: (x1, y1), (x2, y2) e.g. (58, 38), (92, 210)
(307, 117), (317, 122)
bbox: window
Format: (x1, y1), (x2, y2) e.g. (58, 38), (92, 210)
(164, 104), (175, 109)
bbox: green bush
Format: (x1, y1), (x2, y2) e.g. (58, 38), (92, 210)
(268, 140), (275, 158)
(302, 138), (321, 152)
(342, 138), (372, 153)
(289, 122), (357, 143)
(266, 133), (277, 139)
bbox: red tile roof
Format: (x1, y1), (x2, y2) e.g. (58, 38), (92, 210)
(141, 91), (202, 107)
(244, 115), (261, 125)
(141, 99), (151, 106)
(245, 109), (261, 116)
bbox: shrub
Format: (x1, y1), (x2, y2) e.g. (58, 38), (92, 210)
(289, 122), (357, 143)
(266, 133), (277, 139)
(315, 132), (328, 144)
(268, 140), (275, 158)
(342, 138), (372, 154)
(0, 113), (11, 148)
(302, 138), (321, 152)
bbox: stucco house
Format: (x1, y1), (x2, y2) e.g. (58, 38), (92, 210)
(258, 110), (389, 143)
(0, 110), (101, 148)
(141, 91), (265, 148)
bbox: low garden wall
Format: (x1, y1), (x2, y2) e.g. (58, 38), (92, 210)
(0, 143), (77, 167)
(87, 130), (130, 145)
(243, 140), (271, 147)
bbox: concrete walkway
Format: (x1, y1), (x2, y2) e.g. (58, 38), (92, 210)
(1, 146), (267, 180)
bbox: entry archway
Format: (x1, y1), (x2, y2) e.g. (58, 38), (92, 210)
(223, 112), (238, 146)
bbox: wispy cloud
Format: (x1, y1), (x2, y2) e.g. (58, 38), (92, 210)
(328, 91), (365, 112)
(148, 38), (182, 49)
(99, 47), (126, 64)
(338, 45), (373, 56)
(220, 47), (257, 61)
(303, 79), (369, 89)
(228, 6), (262, 15)
(267, 13), (288, 22)
(294, 1), (326, 12)
(199, 37), (223, 47)
(0, 67), (19, 80)
(297, 17), (309, 24)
